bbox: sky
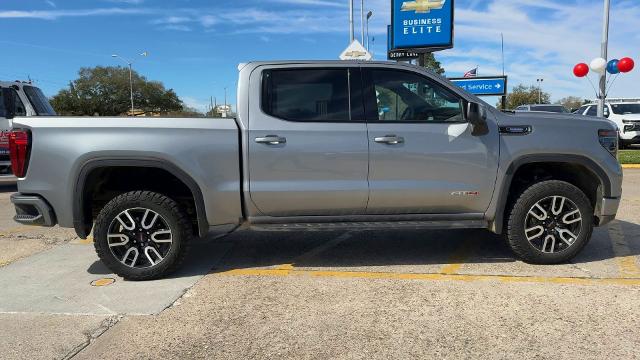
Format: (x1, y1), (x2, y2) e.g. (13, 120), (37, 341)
(0, 0), (638, 111)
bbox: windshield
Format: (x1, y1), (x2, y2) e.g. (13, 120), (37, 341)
(529, 105), (568, 113)
(23, 86), (56, 115)
(610, 104), (640, 115)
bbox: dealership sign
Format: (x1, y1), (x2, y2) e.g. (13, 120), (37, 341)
(391, 0), (454, 51)
(387, 25), (419, 60)
(449, 76), (508, 96)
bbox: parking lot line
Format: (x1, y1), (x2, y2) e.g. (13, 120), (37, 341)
(608, 222), (640, 278)
(216, 268), (640, 287)
(439, 238), (475, 275)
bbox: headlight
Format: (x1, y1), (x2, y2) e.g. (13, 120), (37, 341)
(598, 129), (618, 158)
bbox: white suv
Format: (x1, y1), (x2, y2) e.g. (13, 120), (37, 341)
(575, 99), (640, 149)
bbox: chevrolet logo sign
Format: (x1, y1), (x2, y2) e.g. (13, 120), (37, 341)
(401, 0), (445, 13)
(344, 50), (368, 58)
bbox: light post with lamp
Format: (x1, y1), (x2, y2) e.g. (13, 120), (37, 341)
(536, 78), (544, 104)
(111, 51), (148, 116)
(366, 10), (373, 51)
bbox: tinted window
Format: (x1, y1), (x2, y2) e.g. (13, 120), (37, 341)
(611, 104), (640, 115)
(586, 106), (597, 117)
(24, 86), (56, 115)
(367, 69), (463, 123)
(262, 69), (350, 122)
(576, 106), (589, 114)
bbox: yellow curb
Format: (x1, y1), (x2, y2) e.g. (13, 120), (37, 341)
(621, 164), (640, 169)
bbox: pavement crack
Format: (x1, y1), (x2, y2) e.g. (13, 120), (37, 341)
(62, 314), (123, 360)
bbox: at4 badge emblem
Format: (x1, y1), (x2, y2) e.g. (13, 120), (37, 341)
(451, 191), (480, 196)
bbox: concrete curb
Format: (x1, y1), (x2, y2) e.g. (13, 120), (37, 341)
(621, 164), (640, 169)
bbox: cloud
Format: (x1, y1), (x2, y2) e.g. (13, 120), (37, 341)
(0, 8), (152, 20)
(163, 24), (192, 32)
(104, 0), (145, 4)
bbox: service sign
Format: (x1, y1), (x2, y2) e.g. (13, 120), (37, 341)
(391, 0), (454, 51)
(449, 76), (508, 96)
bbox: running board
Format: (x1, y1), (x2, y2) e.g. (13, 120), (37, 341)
(250, 220), (488, 232)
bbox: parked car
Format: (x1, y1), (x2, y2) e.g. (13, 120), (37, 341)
(514, 104), (569, 113)
(575, 99), (640, 149)
(6, 61), (622, 280)
(1, 81), (56, 179)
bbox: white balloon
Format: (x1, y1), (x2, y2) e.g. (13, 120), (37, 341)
(590, 57), (607, 74)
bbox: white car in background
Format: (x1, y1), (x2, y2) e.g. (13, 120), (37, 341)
(575, 99), (640, 149)
(1, 81), (57, 181)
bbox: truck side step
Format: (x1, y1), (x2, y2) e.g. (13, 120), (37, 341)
(250, 220), (488, 232)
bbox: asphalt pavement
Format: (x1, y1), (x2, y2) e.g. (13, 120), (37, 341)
(1, 172), (639, 359)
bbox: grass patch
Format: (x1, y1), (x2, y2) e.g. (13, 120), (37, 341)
(619, 150), (640, 164)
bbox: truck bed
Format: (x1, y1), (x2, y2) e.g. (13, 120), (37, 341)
(12, 116), (243, 231)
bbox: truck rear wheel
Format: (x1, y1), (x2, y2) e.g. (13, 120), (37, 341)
(506, 180), (593, 264)
(94, 191), (192, 281)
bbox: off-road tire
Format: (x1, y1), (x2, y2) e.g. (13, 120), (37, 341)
(94, 191), (192, 280)
(506, 180), (594, 264)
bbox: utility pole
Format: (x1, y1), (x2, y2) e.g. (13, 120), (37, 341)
(349, 0), (354, 43)
(598, 0), (610, 118)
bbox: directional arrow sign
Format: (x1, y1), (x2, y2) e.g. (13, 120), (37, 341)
(448, 76), (508, 96)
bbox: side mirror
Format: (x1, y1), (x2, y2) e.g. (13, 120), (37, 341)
(467, 102), (489, 136)
(1, 87), (16, 119)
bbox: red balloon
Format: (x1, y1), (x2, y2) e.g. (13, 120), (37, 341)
(573, 63), (589, 77)
(617, 57), (635, 73)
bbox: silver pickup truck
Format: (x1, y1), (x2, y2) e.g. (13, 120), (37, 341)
(6, 61), (622, 280)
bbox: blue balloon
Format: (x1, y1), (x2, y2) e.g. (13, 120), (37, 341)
(607, 59), (620, 74)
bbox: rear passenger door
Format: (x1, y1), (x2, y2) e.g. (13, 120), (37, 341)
(247, 67), (370, 217)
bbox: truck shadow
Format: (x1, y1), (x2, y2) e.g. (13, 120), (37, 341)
(86, 220), (640, 280)
(202, 220), (640, 276)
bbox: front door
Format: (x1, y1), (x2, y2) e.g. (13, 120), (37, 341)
(248, 67), (369, 217)
(362, 67), (499, 215)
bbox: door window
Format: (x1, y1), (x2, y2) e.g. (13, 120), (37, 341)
(262, 68), (352, 122)
(365, 69), (464, 123)
(585, 106), (597, 117)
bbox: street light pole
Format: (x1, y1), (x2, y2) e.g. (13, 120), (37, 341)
(366, 11), (373, 51)
(598, 0), (610, 118)
(536, 78), (544, 104)
(361, 0), (365, 45)
(112, 52), (147, 116)
(349, 0), (354, 43)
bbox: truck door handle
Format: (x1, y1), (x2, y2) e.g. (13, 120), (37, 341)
(374, 135), (404, 145)
(255, 135), (287, 145)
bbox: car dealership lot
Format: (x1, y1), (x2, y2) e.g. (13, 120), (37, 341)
(1, 172), (639, 360)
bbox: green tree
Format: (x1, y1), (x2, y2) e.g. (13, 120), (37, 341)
(418, 53), (445, 75)
(497, 84), (551, 110)
(51, 66), (183, 116)
(556, 96), (588, 112)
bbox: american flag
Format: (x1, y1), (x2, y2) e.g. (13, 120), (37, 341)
(463, 68), (478, 78)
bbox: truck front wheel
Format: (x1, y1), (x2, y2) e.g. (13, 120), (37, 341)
(506, 180), (594, 264)
(93, 191), (192, 280)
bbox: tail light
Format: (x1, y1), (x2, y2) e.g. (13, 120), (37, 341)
(598, 129), (618, 158)
(9, 130), (31, 178)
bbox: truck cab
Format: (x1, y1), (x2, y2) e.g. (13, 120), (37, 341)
(575, 99), (640, 149)
(0, 81), (56, 176)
